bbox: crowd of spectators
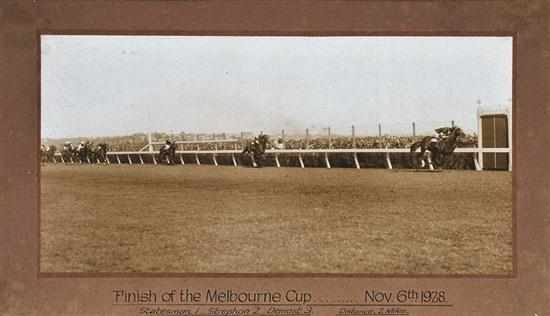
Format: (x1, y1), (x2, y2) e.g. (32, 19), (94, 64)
(269, 134), (477, 150)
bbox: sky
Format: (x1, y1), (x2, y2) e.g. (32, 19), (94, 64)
(41, 36), (512, 138)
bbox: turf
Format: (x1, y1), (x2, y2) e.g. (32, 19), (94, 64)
(40, 165), (512, 274)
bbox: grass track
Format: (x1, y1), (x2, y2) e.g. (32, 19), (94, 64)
(40, 165), (512, 274)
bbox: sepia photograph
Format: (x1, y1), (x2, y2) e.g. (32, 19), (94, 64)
(40, 35), (512, 274)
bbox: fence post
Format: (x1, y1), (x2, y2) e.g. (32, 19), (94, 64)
(281, 129), (285, 147)
(473, 145), (481, 171)
(148, 133), (153, 152)
(305, 128), (309, 149)
(240, 131), (245, 149)
(477, 109), (484, 170)
(196, 138), (200, 151)
(385, 146), (392, 170)
(328, 127), (332, 149)
(298, 153), (305, 168)
(352, 125), (356, 148)
(212, 153), (218, 166)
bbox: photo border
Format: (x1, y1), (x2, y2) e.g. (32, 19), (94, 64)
(3, 1), (548, 315)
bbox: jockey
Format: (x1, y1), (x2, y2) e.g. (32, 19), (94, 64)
(163, 140), (172, 150)
(274, 137), (285, 150)
(430, 131), (439, 143)
(63, 141), (72, 151)
(77, 141), (85, 151)
(436, 127), (451, 139)
(431, 127), (451, 143)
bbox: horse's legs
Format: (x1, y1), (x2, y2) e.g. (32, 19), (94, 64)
(437, 153), (446, 169)
(431, 151), (440, 169)
(418, 147), (427, 169)
(426, 152), (434, 170)
(414, 153), (421, 169)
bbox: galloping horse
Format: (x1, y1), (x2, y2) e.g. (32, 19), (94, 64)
(90, 143), (108, 164)
(46, 145), (57, 163)
(242, 134), (269, 167)
(62, 143), (78, 163)
(77, 142), (91, 163)
(159, 141), (177, 165)
(41, 145), (56, 163)
(410, 126), (465, 169)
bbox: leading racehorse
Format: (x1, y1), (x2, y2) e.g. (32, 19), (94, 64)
(410, 126), (465, 169)
(242, 134), (269, 167)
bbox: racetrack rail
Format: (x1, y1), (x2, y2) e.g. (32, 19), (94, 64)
(52, 147), (511, 171)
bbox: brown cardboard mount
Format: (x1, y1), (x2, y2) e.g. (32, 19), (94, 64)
(1, 1), (549, 315)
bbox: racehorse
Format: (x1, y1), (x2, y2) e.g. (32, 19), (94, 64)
(77, 142), (91, 163)
(90, 143), (108, 164)
(41, 145), (51, 164)
(45, 145), (57, 163)
(242, 134), (269, 167)
(410, 126), (465, 169)
(60, 143), (82, 163)
(61, 143), (77, 163)
(159, 141), (177, 165)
